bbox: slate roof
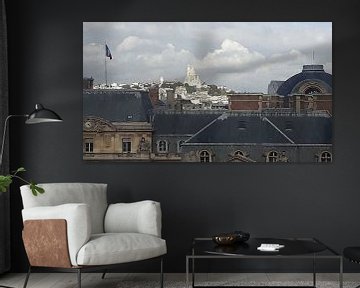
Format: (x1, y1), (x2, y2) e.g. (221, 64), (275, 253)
(83, 90), (153, 122)
(276, 65), (332, 96)
(185, 115), (332, 145)
(153, 112), (221, 135)
(268, 80), (284, 95)
(83, 89), (332, 145)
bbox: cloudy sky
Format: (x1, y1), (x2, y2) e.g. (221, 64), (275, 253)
(83, 22), (332, 93)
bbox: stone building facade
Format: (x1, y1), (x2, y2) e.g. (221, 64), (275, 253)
(83, 64), (332, 163)
(228, 65), (332, 116)
(83, 90), (154, 161)
(83, 116), (152, 161)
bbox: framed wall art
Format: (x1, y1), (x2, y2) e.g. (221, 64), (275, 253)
(83, 22), (332, 163)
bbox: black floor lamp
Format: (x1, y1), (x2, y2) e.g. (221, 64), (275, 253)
(0, 103), (62, 288)
(0, 103), (63, 167)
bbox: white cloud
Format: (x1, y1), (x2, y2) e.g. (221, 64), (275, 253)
(83, 22), (332, 92)
(117, 36), (143, 51)
(196, 39), (265, 73)
(83, 43), (105, 81)
(117, 36), (160, 52)
(136, 43), (195, 70)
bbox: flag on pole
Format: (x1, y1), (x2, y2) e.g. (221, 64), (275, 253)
(105, 44), (112, 60)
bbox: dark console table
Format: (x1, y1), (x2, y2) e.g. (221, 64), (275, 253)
(186, 237), (343, 288)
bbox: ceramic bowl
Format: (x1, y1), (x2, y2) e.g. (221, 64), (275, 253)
(212, 233), (237, 245)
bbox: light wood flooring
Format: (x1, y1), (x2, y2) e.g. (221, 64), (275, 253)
(1, 273), (360, 288)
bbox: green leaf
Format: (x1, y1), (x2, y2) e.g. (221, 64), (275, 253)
(0, 175), (13, 192)
(35, 185), (45, 194)
(30, 182), (44, 196)
(11, 167), (26, 175)
(16, 167), (26, 173)
(29, 182), (38, 196)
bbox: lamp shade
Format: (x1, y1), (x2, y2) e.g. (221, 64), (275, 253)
(25, 104), (63, 124)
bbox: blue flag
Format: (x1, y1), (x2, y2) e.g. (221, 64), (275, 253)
(105, 44), (112, 60)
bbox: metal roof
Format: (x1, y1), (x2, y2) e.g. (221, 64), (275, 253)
(276, 65), (332, 96)
(184, 114), (332, 145)
(83, 90), (153, 122)
(153, 112), (220, 135)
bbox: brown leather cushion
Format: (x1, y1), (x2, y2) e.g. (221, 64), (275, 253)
(23, 219), (71, 268)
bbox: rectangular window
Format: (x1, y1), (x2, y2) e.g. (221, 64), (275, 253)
(84, 139), (93, 153)
(122, 138), (131, 153)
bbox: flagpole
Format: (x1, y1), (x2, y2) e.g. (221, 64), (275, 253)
(105, 42), (108, 87)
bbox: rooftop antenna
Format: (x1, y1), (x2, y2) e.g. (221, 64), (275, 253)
(312, 50), (315, 64)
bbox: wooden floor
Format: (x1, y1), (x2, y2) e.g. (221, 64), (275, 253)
(0, 273), (359, 288)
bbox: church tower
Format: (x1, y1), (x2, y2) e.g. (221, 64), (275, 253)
(184, 65), (202, 88)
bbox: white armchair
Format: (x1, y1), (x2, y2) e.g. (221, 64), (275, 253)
(20, 183), (166, 288)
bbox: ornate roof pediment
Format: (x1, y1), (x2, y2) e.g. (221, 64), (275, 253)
(83, 116), (116, 132)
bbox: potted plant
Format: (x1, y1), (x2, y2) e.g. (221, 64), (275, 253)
(0, 167), (44, 196)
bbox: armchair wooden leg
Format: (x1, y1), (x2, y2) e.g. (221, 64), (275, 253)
(101, 270), (107, 279)
(77, 268), (81, 288)
(23, 266), (31, 288)
(160, 257), (164, 288)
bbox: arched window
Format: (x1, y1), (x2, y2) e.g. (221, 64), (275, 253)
(157, 140), (168, 153)
(304, 86), (321, 94)
(319, 151), (332, 163)
(266, 151), (278, 163)
(199, 150), (211, 162)
(177, 140), (185, 153)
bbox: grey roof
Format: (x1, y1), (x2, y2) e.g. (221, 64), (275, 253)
(268, 80), (284, 95)
(153, 112), (221, 135)
(186, 115), (332, 144)
(277, 65), (332, 96)
(83, 90), (153, 122)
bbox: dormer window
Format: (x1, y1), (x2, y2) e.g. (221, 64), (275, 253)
(177, 140), (185, 153)
(319, 151), (332, 163)
(199, 150), (212, 162)
(157, 140), (168, 153)
(266, 151), (278, 163)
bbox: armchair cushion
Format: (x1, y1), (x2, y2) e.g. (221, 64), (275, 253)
(76, 233), (167, 266)
(22, 203), (91, 266)
(20, 183), (108, 234)
(104, 200), (162, 237)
